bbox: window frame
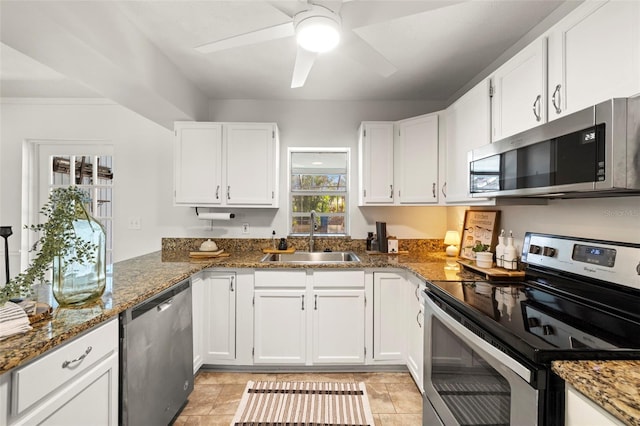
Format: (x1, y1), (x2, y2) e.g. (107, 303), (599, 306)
(287, 147), (350, 237)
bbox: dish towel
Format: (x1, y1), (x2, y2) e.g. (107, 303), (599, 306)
(0, 301), (32, 340)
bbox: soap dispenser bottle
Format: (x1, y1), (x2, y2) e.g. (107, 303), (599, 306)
(495, 229), (506, 268)
(503, 231), (517, 270)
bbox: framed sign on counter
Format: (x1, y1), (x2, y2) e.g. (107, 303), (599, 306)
(460, 210), (501, 260)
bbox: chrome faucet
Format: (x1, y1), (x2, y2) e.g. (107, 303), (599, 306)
(309, 210), (316, 252)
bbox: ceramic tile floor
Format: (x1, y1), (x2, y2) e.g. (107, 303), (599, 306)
(173, 371), (423, 426)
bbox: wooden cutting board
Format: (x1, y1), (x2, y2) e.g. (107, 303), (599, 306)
(262, 247), (296, 254)
(457, 259), (524, 279)
(189, 249), (230, 258)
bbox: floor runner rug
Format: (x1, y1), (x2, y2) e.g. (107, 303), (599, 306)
(231, 380), (375, 426)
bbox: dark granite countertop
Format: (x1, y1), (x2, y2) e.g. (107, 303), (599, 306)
(0, 249), (461, 374)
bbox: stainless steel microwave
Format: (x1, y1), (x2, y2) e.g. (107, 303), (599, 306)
(469, 97), (640, 198)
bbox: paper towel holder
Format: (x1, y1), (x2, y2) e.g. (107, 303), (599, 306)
(195, 207), (235, 220)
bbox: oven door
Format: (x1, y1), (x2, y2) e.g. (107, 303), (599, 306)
(423, 294), (539, 426)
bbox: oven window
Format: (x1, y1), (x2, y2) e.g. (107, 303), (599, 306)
(431, 318), (511, 425)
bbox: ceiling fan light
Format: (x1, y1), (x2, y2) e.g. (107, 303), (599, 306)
(296, 16), (341, 53)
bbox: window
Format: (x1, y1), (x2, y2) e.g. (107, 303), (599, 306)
(289, 149), (349, 236)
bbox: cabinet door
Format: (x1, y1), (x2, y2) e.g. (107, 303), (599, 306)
(395, 114), (439, 204)
(358, 122), (395, 205)
(444, 79), (492, 203)
(203, 273), (236, 362)
(373, 272), (406, 361)
(174, 122), (223, 206)
(254, 289), (306, 364)
(565, 385), (623, 426)
(406, 276), (424, 393)
(312, 290), (365, 364)
(548, 1), (640, 120)
(191, 275), (204, 372)
(224, 123), (278, 206)
(492, 38), (547, 141)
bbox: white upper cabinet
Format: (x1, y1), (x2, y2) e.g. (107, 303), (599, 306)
(358, 113), (440, 206)
(444, 79), (492, 203)
(358, 122), (395, 205)
(547, 1), (640, 120)
(174, 122), (279, 208)
(395, 114), (439, 204)
(174, 122), (223, 206)
(491, 38), (547, 141)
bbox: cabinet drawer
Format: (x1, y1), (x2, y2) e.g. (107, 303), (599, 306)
(313, 270), (364, 288)
(254, 270), (306, 287)
(12, 318), (118, 415)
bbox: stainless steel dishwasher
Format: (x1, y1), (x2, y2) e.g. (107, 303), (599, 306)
(119, 278), (194, 426)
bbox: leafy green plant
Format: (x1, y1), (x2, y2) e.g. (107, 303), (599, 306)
(471, 242), (490, 252)
(0, 187), (98, 306)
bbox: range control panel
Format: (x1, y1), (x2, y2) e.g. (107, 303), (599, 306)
(521, 232), (640, 290)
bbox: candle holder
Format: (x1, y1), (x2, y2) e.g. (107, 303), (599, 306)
(0, 226), (13, 284)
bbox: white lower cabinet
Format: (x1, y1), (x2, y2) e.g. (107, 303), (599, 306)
(406, 274), (425, 393)
(373, 272), (406, 362)
(254, 288), (307, 364)
(3, 319), (118, 426)
(202, 272), (236, 363)
(565, 384), (623, 426)
(191, 273), (205, 373)
(253, 270), (365, 365)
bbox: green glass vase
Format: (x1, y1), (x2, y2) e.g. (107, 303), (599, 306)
(52, 205), (106, 306)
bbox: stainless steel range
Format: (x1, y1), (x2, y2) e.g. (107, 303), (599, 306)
(422, 232), (640, 425)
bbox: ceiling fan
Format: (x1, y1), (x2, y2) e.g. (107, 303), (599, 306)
(194, 1), (457, 88)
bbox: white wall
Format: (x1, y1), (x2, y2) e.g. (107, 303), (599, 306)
(447, 197), (640, 254)
(0, 98), (448, 276)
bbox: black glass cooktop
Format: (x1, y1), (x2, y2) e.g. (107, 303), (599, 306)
(425, 278), (640, 364)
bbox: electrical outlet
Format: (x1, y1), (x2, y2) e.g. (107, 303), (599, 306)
(242, 223), (250, 234)
(128, 216), (141, 230)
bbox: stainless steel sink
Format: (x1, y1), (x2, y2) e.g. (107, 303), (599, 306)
(260, 251), (361, 263)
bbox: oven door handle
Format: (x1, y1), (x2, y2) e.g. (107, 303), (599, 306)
(425, 295), (532, 384)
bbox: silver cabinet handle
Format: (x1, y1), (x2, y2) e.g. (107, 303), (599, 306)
(389, 185), (393, 199)
(442, 182), (447, 198)
(417, 310), (423, 328)
(532, 95), (542, 122)
(415, 286), (420, 301)
(230, 276), (234, 292)
(551, 84), (562, 114)
(432, 182), (436, 198)
(227, 185), (231, 200)
(314, 294), (318, 310)
(215, 185), (220, 199)
(62, 346), (92, 368)
(301, 295), (305, 311)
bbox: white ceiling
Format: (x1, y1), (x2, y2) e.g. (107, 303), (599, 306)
(0, 1), (571, 107)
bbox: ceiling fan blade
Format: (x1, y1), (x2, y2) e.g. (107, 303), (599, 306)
(291, 46), (318, 88)
(267, 0), (309, 18)
(339, 33), (397, 78)
(195, 21), (294, 54)
(341, 1), (464, 30)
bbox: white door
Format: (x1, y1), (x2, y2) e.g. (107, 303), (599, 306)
(253, 289), (306, 364)
(29, 142), (114, 271)
(547, 1), (640, 119)
(358, 122), (395, 205)
(174, 122), (223, 206)
(224, 123), (276, 206)
(492, 38), (547, 141)
(373, 272), (406, 361)
(444, 79), (492, 203)
(395, 114), (439, 204)
(203, 273), (236, 362)
(312, 290), (365, 364)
